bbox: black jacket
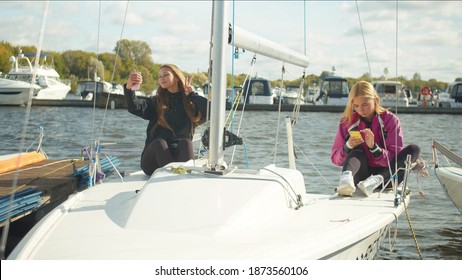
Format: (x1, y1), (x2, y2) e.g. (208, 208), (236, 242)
(124, 85), (208, 153)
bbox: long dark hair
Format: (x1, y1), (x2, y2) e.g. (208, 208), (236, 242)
(155, 64), (201, 131)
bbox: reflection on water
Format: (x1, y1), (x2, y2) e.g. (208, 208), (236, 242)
(1, 106), (461, 259)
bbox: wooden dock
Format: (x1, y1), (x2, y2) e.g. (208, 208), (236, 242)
(0, 158), (89, 226)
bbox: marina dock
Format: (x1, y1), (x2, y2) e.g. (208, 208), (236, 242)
(28, 99), (462, 114)
(226, 103), (462, 114)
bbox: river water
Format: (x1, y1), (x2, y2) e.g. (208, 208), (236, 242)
(1, 105), (461, 260)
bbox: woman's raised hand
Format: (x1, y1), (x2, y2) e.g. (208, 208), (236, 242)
(127, 70), (142, 90)
(184, 76), (193, 95)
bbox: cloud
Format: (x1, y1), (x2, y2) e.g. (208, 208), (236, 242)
(1, 1), (460, 82)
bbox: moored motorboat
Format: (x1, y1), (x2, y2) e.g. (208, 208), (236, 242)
(7, 50), (70, 100)
(372, 80), (409, 108)
(76, 80), (148, 109)
(435, 81), (462, 108)
(313, 76), (349, 106)
(0, 77), (39, 106)
(281, 85), (304, 105)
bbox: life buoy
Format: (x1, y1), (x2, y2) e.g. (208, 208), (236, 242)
(419, 86), (433, 107)
(420, 86), (432, 96)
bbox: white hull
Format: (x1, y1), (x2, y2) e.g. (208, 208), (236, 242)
(33, 83), (70, 100)
(0, 78), (37, 105)
(248, 95), (274, 104)
(314, 97), (348, 106)
(283, 97), (303, 105)
(381, 98), (409, 108)
(282, 93), (304, 105)
(435, 166), (462, 214)
(9, 160), (407, 260)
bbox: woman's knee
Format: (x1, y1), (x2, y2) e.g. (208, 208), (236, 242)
(400, 144), (421, 161)
(175, 139), (194, 161)
(151, 138), (169, 149)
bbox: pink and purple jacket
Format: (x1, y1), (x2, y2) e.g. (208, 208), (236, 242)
(331, 110), (404, 168)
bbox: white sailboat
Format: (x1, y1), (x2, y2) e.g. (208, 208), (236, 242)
(432, 140), (462, 214)
(7, 1), (412, 260)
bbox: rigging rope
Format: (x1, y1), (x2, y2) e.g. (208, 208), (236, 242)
(227, 56), (256, 167)
(90, 1), (102, 143)
(355, 1), (372, 78)
(97, 1), (129, 140)
(81, 1), (131, 186)
(403, 199), (423, 259)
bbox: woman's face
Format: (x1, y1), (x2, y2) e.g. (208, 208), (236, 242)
(352, 96), (376, 120)
(158, 68), (179, 92)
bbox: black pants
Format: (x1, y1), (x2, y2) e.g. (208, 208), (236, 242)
(141, 138), (194, 175)
(342, 144), (420, 186)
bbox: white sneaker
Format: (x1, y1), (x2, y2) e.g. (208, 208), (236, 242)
(357, 174), (384, 196)
(337, 171), (356, 196)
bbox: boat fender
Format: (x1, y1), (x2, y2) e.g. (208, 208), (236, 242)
(0, 151), (46, 174)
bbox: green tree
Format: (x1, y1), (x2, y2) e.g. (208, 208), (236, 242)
(115, 39), (153, 69)
(319, 71), (331, 80)
(0, 41), (14, 74)
(62, 50), (95, 79)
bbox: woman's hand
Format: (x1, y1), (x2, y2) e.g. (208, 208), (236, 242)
(361, 128), (375, 149)
(347, 135), (363, 148)
(127, 70), (142, 90)
(184, 76), (193, 95)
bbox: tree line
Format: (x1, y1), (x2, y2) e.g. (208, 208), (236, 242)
(1, 40), (460, 98)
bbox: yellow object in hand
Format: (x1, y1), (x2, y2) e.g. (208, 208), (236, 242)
(349, 130), (363, 140)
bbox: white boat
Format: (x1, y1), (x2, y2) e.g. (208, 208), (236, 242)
(0, 77), (39, 105)
(435, 82), (462, 108)
(312, 76), (349, 106)
(432, 140), (462, 214)
(281, 85), (304, 105)
(372, 80), (409, 108)
(7, 1), (412, 260)
(6, 50), (70, 100)
(241, 77), (278, 104)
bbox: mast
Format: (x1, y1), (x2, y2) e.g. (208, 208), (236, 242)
(207, 1), (228, 171)
(207, 0), (310, 172)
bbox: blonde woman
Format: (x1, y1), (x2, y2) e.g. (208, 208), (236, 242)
(124, 64), (208, 175)
(331, 81), (420, 196)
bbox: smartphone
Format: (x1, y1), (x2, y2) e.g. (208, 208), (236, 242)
(349, 130), (363, 140)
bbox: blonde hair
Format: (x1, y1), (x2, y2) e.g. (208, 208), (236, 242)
(155, 64), (201, 131)
(342, 80), (386, 123)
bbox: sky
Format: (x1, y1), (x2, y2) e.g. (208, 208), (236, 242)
(1, 1), (461, 84)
